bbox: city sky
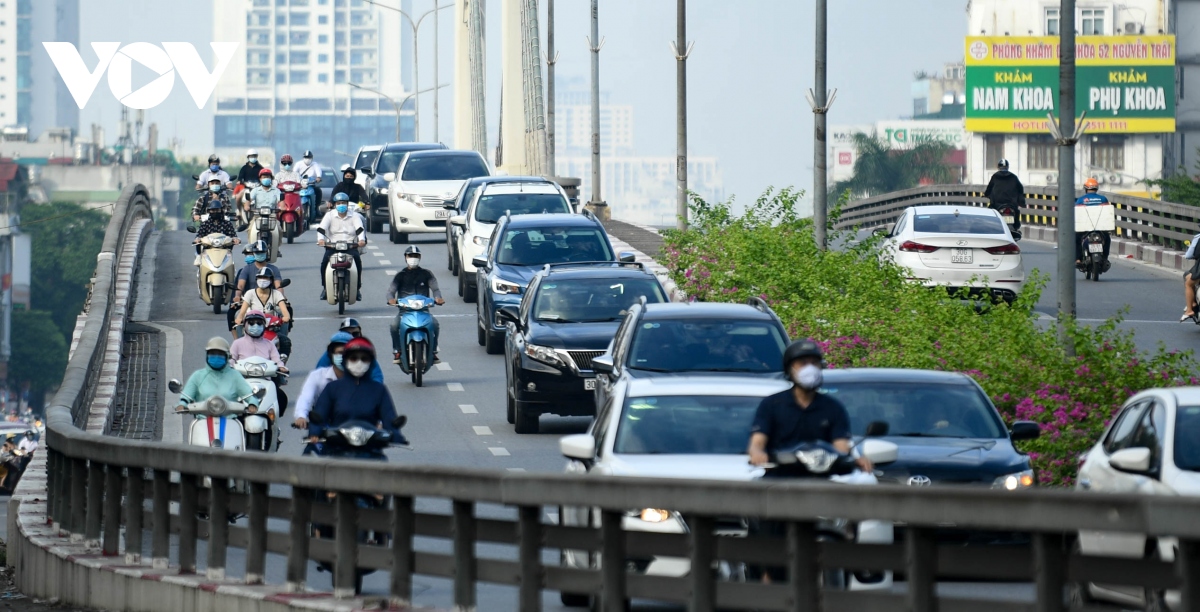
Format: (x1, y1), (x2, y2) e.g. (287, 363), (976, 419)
(74, 0), (966, 205)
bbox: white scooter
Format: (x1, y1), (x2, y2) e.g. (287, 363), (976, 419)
(247, 203), (281, 263)
(193, 231), (237, 314)
(321, 229), (363, 315)
(168, 379), (262, 451)
(232, 356), (286, 453)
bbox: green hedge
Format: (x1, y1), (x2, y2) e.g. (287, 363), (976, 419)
(658, 188), (1197, 486)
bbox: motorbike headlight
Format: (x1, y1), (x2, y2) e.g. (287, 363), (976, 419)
(524, 343), (565, 367)
(205, 396), (229, 416)
(472, 235), (490, 247)
(377, 187), (388, 195)
(993, 469), (1036, 490)
(638, 508), (672, 523)
(491, 278), (522, 295)
(249, 365), (265, 378)
(405, 298), (425, 309)
(338, 426), (373, 447)
(795, 448), (837, 474)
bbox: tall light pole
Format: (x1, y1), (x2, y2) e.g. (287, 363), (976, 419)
(363, 0), (452, 141)
(808, 0), (836, 250)
(672, 0), (694, 231)
(586, 0), (606, 215)
(1053, 0), (1083, 352)
(350, 82), (403, 141)
(545, 0), (559, 177)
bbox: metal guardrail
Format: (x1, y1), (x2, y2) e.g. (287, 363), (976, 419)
(24, 183), (1200, 612)
(835, 184), (1199, 251)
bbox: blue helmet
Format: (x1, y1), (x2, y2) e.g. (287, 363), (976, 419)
(333, 192), (350, 203)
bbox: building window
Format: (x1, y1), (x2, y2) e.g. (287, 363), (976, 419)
(1081, 8), (1106, 35)
(318, 73), (329, 83)
(318, 34), (328, 43)
(1027, 135), (1058, 170)
(290, 51), (310, 64)
(984, 134), (1005, 170)
(256, 12), (270, 26)
(291, 0), (310, 5)
(248, 99), (271, 110)
(1045, 8), (1059, 35)
(1090, 135), (1125, 171)
(350, 50), (366, 66)
(276, 71), (287, 84)
(335, 50), (346, 64)
(290, 70), (310, 84)
(276, 14), (286, 25)
(253, 0), (269, 5)
(319, 0), (328, 4)
(276, 53), (286, 64)
(319, 15), (328, 24)
(276, 33), (286, 45)
(351, 10), (371, 26)
(291, 12), (310, 26)
(335, 70), (347, 83)
(318, 53), (329, 63)
(290, 31), (310, 45)
(248, 31), (270, 45)
(335, 32), (346, 45)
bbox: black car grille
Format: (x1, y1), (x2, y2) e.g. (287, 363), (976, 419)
(567, 350), (605, 371)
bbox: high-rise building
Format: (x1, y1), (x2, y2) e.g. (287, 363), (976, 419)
(0, 0), (79, 135)
(554, 79), (633, 156)
(912, 62), (966, 119)
(212, 0), (413, 163)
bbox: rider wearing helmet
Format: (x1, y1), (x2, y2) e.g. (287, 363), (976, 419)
(237, 148), (265, 186)
(230, 240), (285, 336)
(307, 337), (405, 443)
(317, 191), (367, 301)
(331, 164), (369, 209)
(294, 331), (354, 429)
(247, 167), (282, 213)
(294, 150), (324, 211)
(387, 246), (445, 364)
(197, 154), (231, 191)
(177, 337), (260, 414)
(276, 154), (301, 185)
(194, 197), (240, 260)
(314, 318), (384, 382)
(193, 174), (232, 220)
(230, 310), (288, 370)
(983, 158), (1026, 234)
(1074, 177), (1111, 265)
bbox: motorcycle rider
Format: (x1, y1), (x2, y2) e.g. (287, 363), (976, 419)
(315, 317), (383, 382)
(236, 148), (265, 186)
(1182, 225), (1200, 321)
(193, 175), (233, 221)
(307, 338), (404, 443)
(983, 158), (1025, 236)
(235, 269), (292, 352)
(176, 337), (259, 414)
(193, 198), (240, 264)
(230, 310), (289, 371)
(1074, 177), (1112, 266)
(276, 154), (301, 185)
(317, 192), (366, 301)
(387, 246), (445, 364)
(196, 154), (231, 191)
(294, 150), (324, 213)
(293, 331), (353, 430)
(247, 167), (282, 214)
(230, 241), (285, 338)
(331, 165), (369, 213)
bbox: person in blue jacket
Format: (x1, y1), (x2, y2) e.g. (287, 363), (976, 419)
(314, 317), (383, 382)
(307, 337), (404, 443)
(1074, 177), (1111, 264)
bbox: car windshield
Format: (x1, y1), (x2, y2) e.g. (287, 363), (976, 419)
(375, 151), (410, 175)
(476, 192), (571, 224)
(913, 213), (1006, 234)
(627, 319), (786, 373)
(354, 149), (379, 170)
(820, 381), (1006, 438)
(533, 278), (666, 323)
(613, 394), (761, 454)
(1174, 406), (1200, 471)
(457, 183), (481, 213)
(495, 227), (613, 266)
(401, 154), (490, 181)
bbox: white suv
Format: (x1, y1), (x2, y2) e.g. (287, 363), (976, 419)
(387, 149), (491, 244)
(450, 181), (573, 302)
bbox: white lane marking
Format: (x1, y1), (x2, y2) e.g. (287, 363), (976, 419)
(379, 260), (392, 265)
(488, 447), (511, 456)
(459, 404), (478, 414)
(385, 270), (398, 275)
(372, 252), (385, 257)
(435, 362), (451, 371)
(545, 510), (559, 523)
(473, 426), (493, 435)
(507, 467), (527, 473)
(367, 245), (379, 250)
(447, 382), (464, 392)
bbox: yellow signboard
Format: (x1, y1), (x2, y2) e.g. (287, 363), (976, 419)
(965, 35), (1175, 67)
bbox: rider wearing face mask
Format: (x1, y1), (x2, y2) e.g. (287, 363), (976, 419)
(230, 241), (285, 338)
(229, 310), (289, 371)
(176, 337), (260, 414)
(386, 246), (445, 364)
(330, 165), (369, 212)
(196, 154), (231, 192)
(317, 192), (367, 301)
(747, 339), (871, 471)
(235, 269), (292, 350)
(193, 176), (232, 221)
(307, 338), (404, 443)
(237, 149), (264, 186)
(247, 167), (282, 216)
(314, 318), (384, 382)
(276, 154), (301, 185)
(293, 332), (354, 430)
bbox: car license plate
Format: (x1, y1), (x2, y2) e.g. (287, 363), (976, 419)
(951, 248), (973, 264)
(1088, 243), (1103, 253)
(1002, 215), (1015, 224)
(434, 209), (452, 219)
(584, 379), (596, 391)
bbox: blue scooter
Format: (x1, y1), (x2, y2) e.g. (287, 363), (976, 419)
(300, 178), (318, 223)
(395, 294), (438, 387)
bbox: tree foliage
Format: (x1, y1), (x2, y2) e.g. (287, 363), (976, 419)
(9, 310), (68, 400)
(833, 133), (957, 198)
(1144, 148), (1200, 206)
(21, 202), (109, 341)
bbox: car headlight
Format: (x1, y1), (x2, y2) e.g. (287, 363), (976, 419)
(472, 235), (490, 247)
(398, 193), (421, 204)
(993, 469), (1035, 490)
(491, 278), (521, 295)
(638, 508), (672, 523)
(338, 426), (373, 447)
(524, 343), (565, 367)
(377, 187), (388, 195)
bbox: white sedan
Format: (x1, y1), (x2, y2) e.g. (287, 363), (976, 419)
(1073, 387), (1200, 611)
(556, 376), (897, 607)
(880, 205), (1025, 303)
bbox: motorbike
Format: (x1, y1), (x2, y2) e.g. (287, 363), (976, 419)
(261, 309), (293, 360)
(0, 448), (28, 493)
(231, 356), (287, 453)
(191, 230), (237, 314)
(277, 180), (306, 244)
(236, 180), (259, 228)
(300, 179), (318, 223)
(997, 204), (1022, 241)
(322, 231), (363, 314)
(247, 201), (281, 263)
(394, 295), (438, 386)
(308, 415), (408, 595)
(1075, 203), (1116, 282)
(168, 379), (262, 451)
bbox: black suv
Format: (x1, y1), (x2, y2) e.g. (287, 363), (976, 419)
(497, 263), (669, 434)
(592, 299), (790, 410)
(361, 142), (447, 234)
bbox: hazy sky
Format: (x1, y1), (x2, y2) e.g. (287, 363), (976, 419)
(74, 0), (967, 203)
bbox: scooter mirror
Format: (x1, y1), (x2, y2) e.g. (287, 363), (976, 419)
(279, 279), (292, 288)
(864, 421), (889, 437)
(253, 387), (268, 399)
(168, 379), (183, 394)
(185, 224), (198, 234)
(393, 415), (408, 429)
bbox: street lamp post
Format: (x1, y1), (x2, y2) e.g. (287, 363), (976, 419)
(350, 82), (447, 142)
(363, 0), (452, 142)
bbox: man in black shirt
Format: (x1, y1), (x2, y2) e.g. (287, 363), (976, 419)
(748, 339), (871, 471)
(386, 246), (445, 364)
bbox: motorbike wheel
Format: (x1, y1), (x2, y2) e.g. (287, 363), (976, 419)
(336, 278), (347, 315)
(457, 271), (465, 297)
(462, 274), (478, 303)
(212, 285), (224, 314)
(507, 389), (516, 424)
(1090, 261), (1102, 282)
(411, 341), (425, 387)
(285, 221), (295, 244)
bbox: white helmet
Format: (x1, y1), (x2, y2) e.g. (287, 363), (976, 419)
(246, 148), (259, 157)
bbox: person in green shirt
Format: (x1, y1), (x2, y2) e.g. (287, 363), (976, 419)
(177, 337), (260, 413)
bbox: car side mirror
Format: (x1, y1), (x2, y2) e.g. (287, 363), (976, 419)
(591, 354), (614, 375)
(359, 167), (371, 175)
(191, 174), (201, 181)
(1108, 447), (1152, 474)
(168, 379), (182, 394)
(617, 251), (637, 264)
(393, 415), (407, 429)
(864, 421), (889, 437)
(383, 172), (396, 182)
(471, 256), (489, 270)
(858, 439), (899, 466)
(560, 434), (596, 461)
(1009, 421), (1041, 442)
(497, 305), (520, 327)
(450, 215), (466, 227)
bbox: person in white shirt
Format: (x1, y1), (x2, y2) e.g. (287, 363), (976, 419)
(276, 154), (301, 185)
(293, 150), (324, 212)
(292, 332), (352, 429)
(317, 193), (366, 301)
(196, 154), (232, 191)
(16, 431), (37, 455)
